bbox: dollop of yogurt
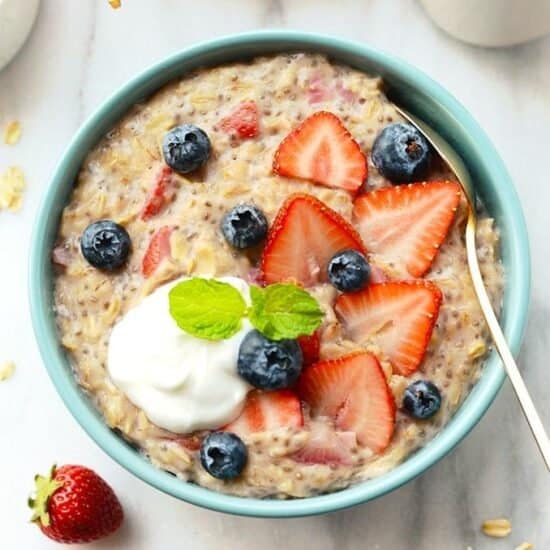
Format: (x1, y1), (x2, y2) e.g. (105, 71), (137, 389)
(108, 277), (252, 433)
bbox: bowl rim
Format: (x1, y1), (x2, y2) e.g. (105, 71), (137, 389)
(29, 29), (530, 517)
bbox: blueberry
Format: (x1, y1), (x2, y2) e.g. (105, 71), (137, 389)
(199, 432), (247, 480)
(162, 124), (211, 174)
(327, 249), (370, 292)
(402, 380), (442, 419)
(221, 204), (268, 249)
(371, 122), (431, 183)
(80, 220), (131, 271)
(237, 330), (303, 390)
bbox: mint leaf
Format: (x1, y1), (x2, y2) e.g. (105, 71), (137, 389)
(168, 278), (247, 340)
(249, 283), (324, 340)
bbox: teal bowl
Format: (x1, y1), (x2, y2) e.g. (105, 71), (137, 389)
(29, 31), (530, 517)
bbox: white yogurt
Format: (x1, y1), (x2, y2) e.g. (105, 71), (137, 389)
(0, 0), (41, 71)
(107, 277), (252, 433)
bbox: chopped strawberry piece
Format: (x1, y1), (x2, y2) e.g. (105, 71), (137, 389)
(308, 88), (328, 104)
(273, 111), (367, 192)
(334, 82), (356, 102)
(261, 193), (366, 287)
(353, 181), (461, 277)
(140, 165), (175, 220)
(246, 266), (265, 286)
(307, 74), (331, 104)
(335, 281), (442, 376)
(175, 434), (202, 452)
(298, 352), (396, 453)
(219, 100), (259, 139)
(224, 390), (303, 438)
(292, 422), (357, 466)
(141, 226), (173, 278)
(52, 244), (72, 267)
(297, 330), (321, 366)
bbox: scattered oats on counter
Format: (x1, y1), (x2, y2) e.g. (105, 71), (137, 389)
(3, 120), (22, 145)
(0, 361), (16, 381)
(482, 517), (512, 538)
(514, 543), (534, 550)
(108, 0), (121, 8)
(0, 166), (26, 212)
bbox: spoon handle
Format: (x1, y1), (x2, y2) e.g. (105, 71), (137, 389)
(466, 213), (550, 471)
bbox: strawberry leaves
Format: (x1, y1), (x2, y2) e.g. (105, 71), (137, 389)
(28, 465), (62, 527)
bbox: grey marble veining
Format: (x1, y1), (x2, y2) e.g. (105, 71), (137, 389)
(0, 1), (548, 548)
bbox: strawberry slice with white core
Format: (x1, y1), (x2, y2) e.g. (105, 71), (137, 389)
(261, 193), (366, 286)
(292, 421), (357, 466)
(224, 390), (303, 438)
(353, 181), (461, 277)
(335, 281), (442, 376)
(273, 111), (367, 192)
(298, 352), (396, 453)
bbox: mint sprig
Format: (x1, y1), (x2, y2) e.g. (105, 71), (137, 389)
(249, 284), (324, 340)
(169, 278), (247, 341)
(168, 278), (323, 341)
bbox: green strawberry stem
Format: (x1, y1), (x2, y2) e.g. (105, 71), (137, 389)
(28, 465), (62, 527)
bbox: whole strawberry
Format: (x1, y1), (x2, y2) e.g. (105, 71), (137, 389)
(28, 464), (123, 544)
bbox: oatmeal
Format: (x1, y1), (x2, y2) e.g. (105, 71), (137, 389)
(52, 54), (503, 498)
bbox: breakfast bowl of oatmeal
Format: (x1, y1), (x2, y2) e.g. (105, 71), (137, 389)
(29, 31), (530, 517)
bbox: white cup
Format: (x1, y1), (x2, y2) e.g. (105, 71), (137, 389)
(420, 0), (550, 47)
(0, 0), (41, 71)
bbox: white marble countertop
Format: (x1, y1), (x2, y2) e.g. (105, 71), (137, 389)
(1, 1), (549, 548)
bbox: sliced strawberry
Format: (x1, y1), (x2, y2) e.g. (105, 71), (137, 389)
(335, 281), (442, 376)
(224, 390), (303, 438)
(298, 330), (321, 366)
(141, 226), (173, 278)
(140, 165), (175, 220)
(219, 100), (259, 139)
(297, 352), (395, 453)
(273, 111), (367, 192)
(292, 421), (356, 466)
(261, 193), (366, 286)
(353, 181), (461, 277)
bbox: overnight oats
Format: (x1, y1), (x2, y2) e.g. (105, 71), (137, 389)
(52, 53), (504, 498)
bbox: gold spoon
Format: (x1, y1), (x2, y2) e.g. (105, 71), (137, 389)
(394, 106), (550, 471)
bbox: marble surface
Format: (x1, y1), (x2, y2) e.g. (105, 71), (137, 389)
(1, 1), (549, 548)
